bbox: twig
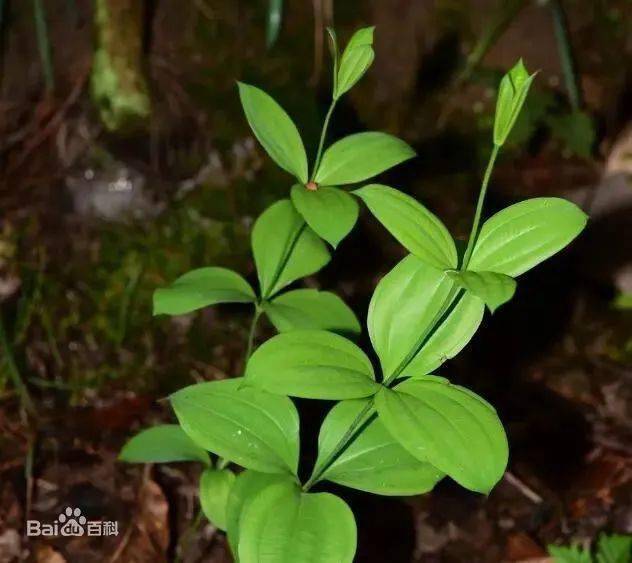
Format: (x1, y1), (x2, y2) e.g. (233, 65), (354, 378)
(503, 471), (543, 504)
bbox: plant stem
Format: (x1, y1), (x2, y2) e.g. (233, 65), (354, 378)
(0, 314), (35, 416)
(32, 0), (55, 93)
(461, 144), (500, 269)
(311, 99), (337, 180)
(262, 221), (307, 301)
(550, 0), (581, 112)
(304, 144), (502, 490)
(303, 400), (374, 491)
(244, 305), (263, 362)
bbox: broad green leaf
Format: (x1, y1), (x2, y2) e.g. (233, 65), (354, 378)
(238, 83), (308, 182)
(354, 184), (457, 270)
(238, 481), (357, 563)
(226, 471), (294, 557)
(263, 289), (360, 335)
(314, 132), (415, 186)
(404, 290), (484, 376)
(596, 533), (632, 563)
(153, 267), (256, 316)
(171, 378), (299, 475)
(252, 199), (330, 298)
(469, 197), (588, 277)
(446, 270), (516, 313)
(375, 379), (508, 493)
(290, 184), (359, 247)
(369, 255), (454, 378)
(315, 399), (444, 495)
(494, 59), (536, 146)
(548, 544), (592, 563)
(199, 468), (236, 531)
(335, 27), (375, 98)
(246, 329), (378, 399)
(119, 424), (210, 466)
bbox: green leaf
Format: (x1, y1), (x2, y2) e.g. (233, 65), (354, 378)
(199, 468), (236, 531)
(238, 82), (308, 182)
(153, 267), (256, 316)
(263, 289), (360, 335)
(335, 26), (375, 98)
(596, 533), (632, 563)
(314, 399), (444, 495)
(469, 197), (588, 277)
(375, 379), (508, 493)
(368, 255), (483, 379)
(246, 329), (378, 399)
(171, 378), (299, 475)
(404, 290), (484, 377)
(290, 185), (359, 247)
(314, 132), (415, 186)
(354, 184), (457, 270)
(493, 59), (536, 146)
(119, 424), (210, 466)
(226, 471), (294, 558)
(446, 270), (516, 313)
(548, 544), (593, 563)
(252, 199), (330, 298)
(238, 481), (357, 563)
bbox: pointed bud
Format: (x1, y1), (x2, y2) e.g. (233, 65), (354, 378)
(334, 27), (375, 99)
(493, 59), (536, 146)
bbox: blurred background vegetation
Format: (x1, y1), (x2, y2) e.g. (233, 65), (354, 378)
(0, 0), (630, 561)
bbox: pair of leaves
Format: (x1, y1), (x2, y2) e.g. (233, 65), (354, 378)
(119, 425), (235, 530)
(292, 129), (415, 247)
(171, 378), (300, 475)
(227, 472), (356, 563)
(357, 183), (586, 314)
(246, 329), (507, 494)
(314, 399), (444, 495)
(154, 199), (360, 335)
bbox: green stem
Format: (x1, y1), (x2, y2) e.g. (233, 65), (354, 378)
(32, 0), (55, 93)
(461, 144), (500, 269)
(303, 400), (374, 491)
(304, 145), (502, 490)
(550, 0), (581, 111)
(310, 99), (337, 181)
(0, 314), (35, 415)
(244, 305), (263, 361)
(262, 221), (307, 300)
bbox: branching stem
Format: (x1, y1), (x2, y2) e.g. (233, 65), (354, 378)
(303, 143), (501, 491)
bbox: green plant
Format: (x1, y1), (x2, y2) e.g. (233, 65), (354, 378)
(121, 28), (588, 562)
(549, 533), (631, 563)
